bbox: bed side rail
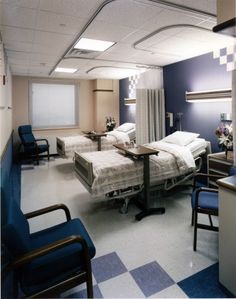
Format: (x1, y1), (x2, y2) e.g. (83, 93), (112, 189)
(74, 152), (94, 187)
(164, 155), (203, 191)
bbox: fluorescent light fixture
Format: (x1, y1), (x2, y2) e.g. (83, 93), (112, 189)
(55, 67), (77, 73)
(185, 89), (232, 103)
(124, 98), (136, 105)
(74, 38), (115, 52)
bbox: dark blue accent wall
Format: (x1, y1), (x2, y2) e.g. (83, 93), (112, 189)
(119, 78), (136, 124)
(163, 52), (232, 152)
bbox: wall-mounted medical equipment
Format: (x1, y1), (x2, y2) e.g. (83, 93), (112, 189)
(220, 113), (232, 121)
(166, 112), (173, 127)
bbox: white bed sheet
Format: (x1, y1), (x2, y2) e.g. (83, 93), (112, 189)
(77, 139), (205, 199)
(57, 130), (130, 158)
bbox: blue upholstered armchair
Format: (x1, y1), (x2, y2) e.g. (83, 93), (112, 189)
(191, 166), (236, 251)
(18, 125), (50, 165)
(1, 193), (96, 298)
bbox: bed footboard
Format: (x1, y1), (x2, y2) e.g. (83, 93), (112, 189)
(74, 152), (94, 187)
(56, 137), (66, 158)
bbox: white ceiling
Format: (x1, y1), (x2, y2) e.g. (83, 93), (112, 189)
(0, 0), (235, 79)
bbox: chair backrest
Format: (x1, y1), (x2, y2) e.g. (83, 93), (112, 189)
(18, 125), (35, 146)
(1, 189), (30, 258)
(229, 165), (236, 176)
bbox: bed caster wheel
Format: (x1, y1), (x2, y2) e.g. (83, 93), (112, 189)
(119, 198), (130, 214)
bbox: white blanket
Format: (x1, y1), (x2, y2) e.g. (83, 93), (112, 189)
(57, 130), (130, 158)
(79, 141), (196, 198)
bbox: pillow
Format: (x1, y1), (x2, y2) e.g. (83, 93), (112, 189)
(162, 131), (200, 146)
(116, 123), (135, 133)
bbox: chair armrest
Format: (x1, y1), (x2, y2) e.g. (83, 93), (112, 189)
(2, 235), (90, 280)
(193, 173), (224, 189)
(25, 204), (71, 221)
(194, 173), (224, 179)
(35, 138), (49, 146)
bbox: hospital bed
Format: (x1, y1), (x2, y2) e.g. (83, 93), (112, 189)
(74, 131), (211, 213)
(56, 123), (136, 158)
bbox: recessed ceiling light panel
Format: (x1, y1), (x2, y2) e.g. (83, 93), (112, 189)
(74, 38), (115, 52)
(55, 67), (77, 73)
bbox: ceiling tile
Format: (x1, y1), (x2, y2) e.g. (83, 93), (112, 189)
(4, 40), (33, 52)
(36, 11), (86, 35)
(82, 20), (135, 42)
(39, 0), (103, 18)
(140, 8), (206, 32)
(96, 0), (164, 28)
(33, 30), (74, 49)
(1, 25), (34, 43)
(0, 0), (40, 9)
(1, 3), (37, 28)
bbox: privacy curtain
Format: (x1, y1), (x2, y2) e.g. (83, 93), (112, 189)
(136, 88), (165, 145)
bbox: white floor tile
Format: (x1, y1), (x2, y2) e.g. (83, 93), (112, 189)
(99, 272), (145, 298)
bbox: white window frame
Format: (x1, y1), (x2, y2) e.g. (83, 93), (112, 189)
(29, 80), (79, 129)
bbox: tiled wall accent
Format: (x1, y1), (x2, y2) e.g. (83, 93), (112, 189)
(213, 44), (236, 71)
(128, 73), (140, 98)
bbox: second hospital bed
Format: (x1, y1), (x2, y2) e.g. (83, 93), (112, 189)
(74, 132), (210, 212)
(57, 123), (136, 158)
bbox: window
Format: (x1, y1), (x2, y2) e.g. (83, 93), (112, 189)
(30, 81), (78, 129)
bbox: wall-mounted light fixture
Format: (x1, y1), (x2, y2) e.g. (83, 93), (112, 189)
(185, 88), (232, 103)
(124, 98), (136, 105)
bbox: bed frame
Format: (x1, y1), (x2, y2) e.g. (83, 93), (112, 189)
(74, 142), (211, 213)
(56, 138), (66, 157)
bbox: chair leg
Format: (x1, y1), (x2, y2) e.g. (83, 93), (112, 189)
(191, 209), (194, 226)
(36, 153), (39, 165)
(193, 210), (198, 251)
(86, 274), (94, 299)
(47, 150), (50, 161)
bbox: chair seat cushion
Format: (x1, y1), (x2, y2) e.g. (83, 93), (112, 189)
(20, 219), (95, 295)
(37, 144), (49, 153)
(25, 144), (48, 154)
(191, 190), (218, 210)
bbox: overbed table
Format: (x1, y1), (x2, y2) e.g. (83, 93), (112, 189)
(83, 131), (107, 151)
(113, 143), (165, 221)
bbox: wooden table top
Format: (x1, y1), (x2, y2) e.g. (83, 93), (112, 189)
(114, 143), (159, 158)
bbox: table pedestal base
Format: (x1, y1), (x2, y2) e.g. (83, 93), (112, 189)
(135, 207), (165, 221)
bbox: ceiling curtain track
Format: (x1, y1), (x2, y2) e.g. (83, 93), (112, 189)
(48, 0), (216, 76)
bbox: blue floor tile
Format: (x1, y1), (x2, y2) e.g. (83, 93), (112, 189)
(178, 263), (231, 298)
(130, 261), (175, 297)
(92, 252), (127, 283)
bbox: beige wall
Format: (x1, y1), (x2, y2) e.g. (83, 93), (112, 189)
(12, 76), (119, 152)
(12, 76), (95, 143)
(93, 79), (120, 131)
(217, 0), (236, 24)
(0, 43), (13, 157)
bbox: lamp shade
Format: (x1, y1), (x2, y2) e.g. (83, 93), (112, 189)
(185, 89), (232, 102)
